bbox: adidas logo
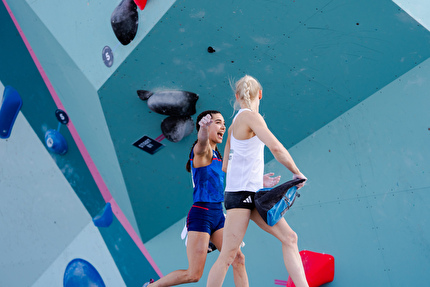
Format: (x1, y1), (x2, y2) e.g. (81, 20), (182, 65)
(243, 196), (252, 203)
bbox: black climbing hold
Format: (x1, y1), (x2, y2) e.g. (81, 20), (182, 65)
(161, 116), (194, 142)
(207, 46), (216, 53)
(137, 90), (199, 116)
(137, 90), (153, 101)
(111, 0), (139, 45)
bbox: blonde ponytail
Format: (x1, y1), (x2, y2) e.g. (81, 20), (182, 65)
(233, 75), (262, 111)
(243, 81), (252, 109)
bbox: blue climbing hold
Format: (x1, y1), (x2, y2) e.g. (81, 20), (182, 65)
(93, 202), (114, 227)
(0, 86), (23, 139)
(45, 129), (68, 154)
(63, 258), (106, 287)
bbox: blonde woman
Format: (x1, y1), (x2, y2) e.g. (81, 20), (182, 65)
(206, 75), (309, 287)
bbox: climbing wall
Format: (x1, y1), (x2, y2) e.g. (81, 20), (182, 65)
(1, 0), (430, 286)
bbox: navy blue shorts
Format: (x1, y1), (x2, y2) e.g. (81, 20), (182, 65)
(186, 202), (225, 235)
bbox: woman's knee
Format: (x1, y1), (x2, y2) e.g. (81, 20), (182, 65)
(281, 229), (298, 247)
(184, 270), (203, 283)
(220, 248), (241, 267)
(186, 275), (201, 283)
(232, 250), (246, 268)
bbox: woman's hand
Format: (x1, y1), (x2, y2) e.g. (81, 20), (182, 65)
(198, 114), (212, 129)
(292, 172), (307, 189)
(263, 172), (281, 188)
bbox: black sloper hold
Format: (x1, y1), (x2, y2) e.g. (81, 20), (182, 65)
(111, 0), (139, 45)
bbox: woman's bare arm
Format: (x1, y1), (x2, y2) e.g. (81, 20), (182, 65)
(222, 126), (232, 172)
(193, 114), (213, 168)
(246, 112), (302, 176)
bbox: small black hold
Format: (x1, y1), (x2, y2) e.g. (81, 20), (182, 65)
(137, 90), (153, 101)
(207, 46), (216, 53)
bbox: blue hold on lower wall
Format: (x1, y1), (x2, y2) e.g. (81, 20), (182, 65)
(63, 258), (106, 287)
(0, 85), (22, 139)
(45, 129), (68, 154)
(93, 202), (114, 228)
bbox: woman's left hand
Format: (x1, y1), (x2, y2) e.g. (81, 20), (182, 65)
(263, 172), (281, 188)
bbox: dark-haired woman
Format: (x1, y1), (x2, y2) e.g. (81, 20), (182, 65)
(144, 110), (250, 287)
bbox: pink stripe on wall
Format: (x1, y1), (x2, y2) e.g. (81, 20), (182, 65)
(155, 134), (165, 142)
(110, 199), (163, 276)
(2, 0), (162, 277)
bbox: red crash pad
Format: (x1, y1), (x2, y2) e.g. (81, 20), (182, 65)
(286, 250), (334, 287)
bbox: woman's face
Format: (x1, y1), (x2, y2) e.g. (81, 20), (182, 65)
(208, 113), (226, 144)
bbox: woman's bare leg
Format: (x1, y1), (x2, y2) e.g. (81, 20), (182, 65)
(250, 209), (308, 287)
(150, 231), (209, 286)
(231, 248), (248, 287)
(210, 228), (249, 287)
(206, 209), (251, 287)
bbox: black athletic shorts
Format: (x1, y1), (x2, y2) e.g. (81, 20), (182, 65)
(224, 191), (256, 210)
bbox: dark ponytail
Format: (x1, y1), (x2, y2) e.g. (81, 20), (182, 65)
(186, 110), (223, 172)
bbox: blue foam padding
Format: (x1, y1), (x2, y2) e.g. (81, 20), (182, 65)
(0, 86), (23, 139)
(63, 258), (106, 287)
(92, 202), (113, 227)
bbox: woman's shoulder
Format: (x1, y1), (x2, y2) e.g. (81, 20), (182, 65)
(238, 109), (264, 123)
(237, 108), (259, 118)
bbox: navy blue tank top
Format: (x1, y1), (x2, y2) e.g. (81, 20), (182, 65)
(190, 149), (225, 203)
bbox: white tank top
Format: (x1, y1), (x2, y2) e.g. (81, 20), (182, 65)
(225, 109), (265, 192)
